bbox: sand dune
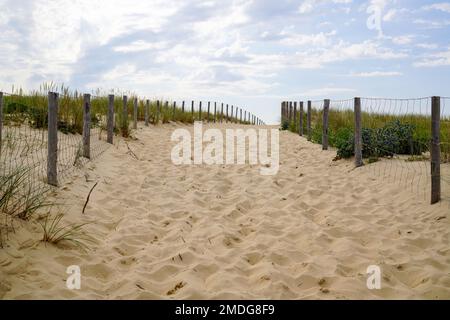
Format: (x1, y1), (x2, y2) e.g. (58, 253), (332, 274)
(1, 123), (449, 300)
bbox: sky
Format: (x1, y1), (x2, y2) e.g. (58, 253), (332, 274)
(0, 0), (450, 124)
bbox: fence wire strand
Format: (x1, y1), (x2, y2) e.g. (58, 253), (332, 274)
(284, 96), (449, 205)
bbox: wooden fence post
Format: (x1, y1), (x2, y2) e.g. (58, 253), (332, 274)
(145, 99), (150, 127)
(83, 94), (91, 159)
(207, 102), (211, 122)
(231, 106), (234, 123)
(165, 101), (169, 120)
(191, 101), (194, 121)
(0, 92), (3, 153)
(226, 104), (229, 123)
(431, 96), (441, 204)
(323, 99), (330, 150)
(289, 102), (291, 123)
(240, 109), (242, 123)
(156, 100), (161, 124)
(299, 102), (304, 136)
(221, 103), (224, 123)
(122, 95), (128, 130)
(307, 101), (312, 141)
(354, 97), (363, 168)
(294, 102), (297, 131)
(214, 102), (217, 123)
(133, 97), (138, 130)
(285, 101), (288, 122)
(199, 101), (202, 121)
(47, 92), (58, 186)
(107, 95), (114, 144)
(172, 101), (177, 121)
(182, 101), (185, 113)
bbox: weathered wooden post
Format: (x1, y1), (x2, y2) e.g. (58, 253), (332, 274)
(156, 100), (161, 124)
(298, 101), (305, 137)
(294, 102), (297, 131)
(173, 101), (177, 121)
(199, 101), (202, 121)
(107, 95), (114, 144)
(354, 97), (363, 168)
(307, 101), (312, 141)
(244, 111), (247, 124)
(122, 95), (128, 131)
(231, 106), (234, 123)
(285, 101), (288, 122)
(240, 109), (242, 123)
(165, 101), (169, 120)
(191, 101), (194, 121)
(431, 96), (441, 204)
(83, 94), (91, 159)
(47, 92), (58, 186)
(145, 99), (150, 127)
(289, 102), (293, 124)
(182, 101), (185, 113)
(323, 99), (330, 150)
(226, 104), (229, 123)
(207, 101), (211, 122)
(221, 103), (224, 123)
(0, 92), (3, 153)
(214, 102), (217, 123)
(133, 98), (138, 130)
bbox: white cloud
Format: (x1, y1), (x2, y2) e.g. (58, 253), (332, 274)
(298, 0), (315, 14)
(414, 18), (450, 29)
(414, 48), (450, 67)
(383, 9), (397, 21)
(423, 3), (450, 13)
(416, 43), (438, 50)
(114, 41), (168, 53)
(391, 35), (414, 45)
(350, 71), (402, 77)
(279, 30), (337, 47)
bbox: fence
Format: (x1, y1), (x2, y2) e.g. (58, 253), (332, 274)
(0, 89), (265, 223)
(281, 97), (450, 205)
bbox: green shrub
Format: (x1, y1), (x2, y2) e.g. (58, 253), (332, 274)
(281, 121), (289, 131)
(335, 127), (354, 159)
(311, 126), (322, 144)
(334, 121), (428, 160)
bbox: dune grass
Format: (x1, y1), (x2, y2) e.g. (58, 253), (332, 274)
(1, 85), (251, 142)
(40, 212), (94, 250)
(285, 107), (450, 161)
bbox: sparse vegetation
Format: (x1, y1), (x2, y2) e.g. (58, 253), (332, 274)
(286, 107), (450, 162)
(40, 213), (93, 250)
(0, 168), (50, 220)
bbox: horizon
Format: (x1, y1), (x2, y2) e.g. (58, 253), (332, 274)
(1, 0), (450, 124)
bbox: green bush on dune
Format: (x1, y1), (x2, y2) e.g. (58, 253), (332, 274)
(334, 120), (428, 159)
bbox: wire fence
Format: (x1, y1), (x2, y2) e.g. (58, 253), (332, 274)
(0, 89), (264, 196)
(281, 96), (450, 205)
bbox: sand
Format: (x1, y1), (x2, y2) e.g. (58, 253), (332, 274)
(0, 123), (449, 300)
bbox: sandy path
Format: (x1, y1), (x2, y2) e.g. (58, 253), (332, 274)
(1, 123), (449, 300)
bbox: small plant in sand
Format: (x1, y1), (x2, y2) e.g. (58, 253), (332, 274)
(0, 168), (51, 221)
(40, 213), (94, 250)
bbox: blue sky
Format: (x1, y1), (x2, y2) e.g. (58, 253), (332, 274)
(0, 0), (450, 123)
